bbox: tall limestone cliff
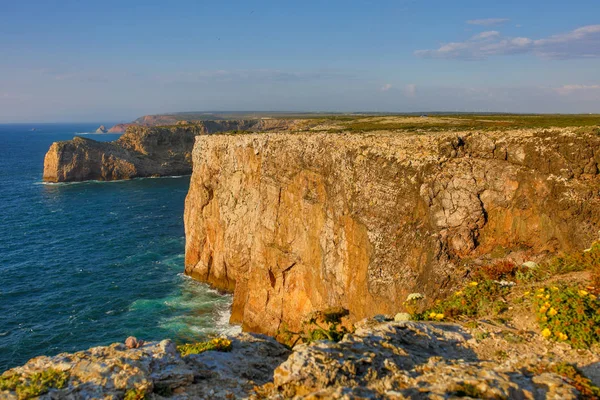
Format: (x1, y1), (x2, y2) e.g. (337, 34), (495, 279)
(184, 129), (600, 336)
(42, 119), (305, 182)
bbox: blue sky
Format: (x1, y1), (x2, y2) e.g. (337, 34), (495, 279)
(1, 0), (599, 122)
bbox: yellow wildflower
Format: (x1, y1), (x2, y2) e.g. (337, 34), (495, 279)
(551, 286), (559, 291)
(540, 316), (548, 322)
(524, 291), (530, 296)
(536, 294), (545, 299)
(537, 288), (545, 292)
(539, 306), (548, 314)
(547, 308), (558, 317)
(435, 313), (445, 321)
(543, 302), (551, 307)
(589, 294), (597, 300)
(545, 294), (550, 299)
(469, 282), (478, 287)
(556, 332), (568, 341)
(429, 312), (438, 319)
(541, 328), (552, 338)
(455, 291), (463, 296)
(579, 290), (589, 297)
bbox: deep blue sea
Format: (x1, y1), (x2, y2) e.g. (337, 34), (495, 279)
(0, 123), (235, 371)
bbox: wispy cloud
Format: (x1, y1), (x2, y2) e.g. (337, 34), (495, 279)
(156, 69), (353, 85)
(415, 24), (600, 60)
(380, 83), (393, 92)
(467, 18), (509, 27)
(554, 84), (600, 95)
(404, 84), (417, 97)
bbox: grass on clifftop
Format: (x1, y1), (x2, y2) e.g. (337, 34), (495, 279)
(323, 114), (600, 133)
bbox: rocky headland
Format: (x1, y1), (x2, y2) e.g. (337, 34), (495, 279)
(184, 125), (600, 336)
(42, 119), (307, 182)
(18, 115), (600, 398)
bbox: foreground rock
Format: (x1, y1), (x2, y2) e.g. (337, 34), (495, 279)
(2, 321), (596, 399)
(184, 129), (600, 335)
(0, 333), (289, 399)
(42, 119), (306, 182)
(260, 320), (595, 399)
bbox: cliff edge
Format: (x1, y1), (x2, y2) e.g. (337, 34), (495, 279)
(184, 128), (600, 336)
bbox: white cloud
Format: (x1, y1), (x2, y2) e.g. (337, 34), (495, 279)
(467, 18), (509, 26)
(380, 83), (393, 92)
(404, 84), (417, 97)
(415, 24), (600, 60)
(555, 84), (600, 95)
(472, 31), (500, 40)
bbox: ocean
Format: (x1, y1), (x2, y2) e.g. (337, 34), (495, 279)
(0, 123), (236, 371)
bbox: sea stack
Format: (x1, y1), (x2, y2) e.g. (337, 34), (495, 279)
(95, 125), (108, 133)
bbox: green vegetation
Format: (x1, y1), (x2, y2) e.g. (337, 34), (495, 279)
(0, 369), (69, 400)
(530, 285), (600, 348)
(534, 362), (600, 398)
(323, 114), (600, 133)
(516, 242), (600, 283)
(177, 337), (232, 357)
(417, 280), (511, 321)
(278, 307), (352, 346)
(124, 388), (149, 400)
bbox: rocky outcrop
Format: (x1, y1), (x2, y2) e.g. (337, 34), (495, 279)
(0, 333), (289, 399)
(184, 129), (600, 335)
(43, 119), (307, 182)
(107, 123), (133, 133)
(43, 125), (200, 182)
(2, 320), (596, 399)
(95, 125), (108, 133)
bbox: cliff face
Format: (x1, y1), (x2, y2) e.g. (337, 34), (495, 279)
(43, 120), (305, 182)
(184, 129), (600, 336)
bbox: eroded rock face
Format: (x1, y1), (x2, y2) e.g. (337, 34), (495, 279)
(42, 120), (306, 182)
(184, 130), (600, 335)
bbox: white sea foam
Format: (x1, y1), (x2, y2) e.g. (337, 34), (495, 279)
(35, 174), (190, 186)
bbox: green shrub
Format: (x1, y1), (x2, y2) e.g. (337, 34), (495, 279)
(417, 280), (511, 321)
(531, 285), (600, 348)
(124, 388), (149, 400)
(278, 307), (352, 346)
(177, 337), (232, 357)
(0, 369), (69, 400)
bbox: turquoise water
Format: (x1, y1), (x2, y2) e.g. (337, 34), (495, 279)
(0, 124), (235, 371)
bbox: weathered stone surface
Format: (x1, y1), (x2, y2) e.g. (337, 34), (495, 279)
(3, 321), (594, 399)
(184, 129), (600, 335)
(0, 333), (290, 400)
(43, 119), (307, 182)
(257, 320), (591, 399)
